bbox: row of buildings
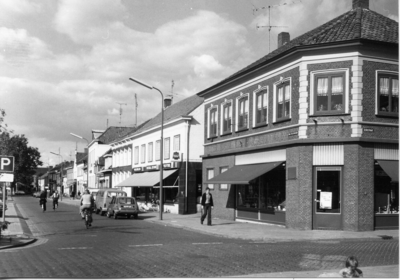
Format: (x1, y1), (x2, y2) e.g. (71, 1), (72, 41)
(37, 0), (398, 231)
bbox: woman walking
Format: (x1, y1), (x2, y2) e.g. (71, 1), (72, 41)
(200, 187), (214, 226)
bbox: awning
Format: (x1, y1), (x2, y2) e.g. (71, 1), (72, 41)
(115, 169), (179, 187)
(208, 161), (284, 184)
(377, 160), (399, 183)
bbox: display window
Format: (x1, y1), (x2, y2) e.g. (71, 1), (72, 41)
(375, 163), (399, 214)
(236, 165), (286, 212)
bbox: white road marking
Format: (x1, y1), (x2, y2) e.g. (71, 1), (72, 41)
(192, 242), (223, 245)
(58, 247), (92, 250)
(129, 244), (163, 247)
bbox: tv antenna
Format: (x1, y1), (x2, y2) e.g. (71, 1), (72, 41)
(134, 94), (138, 127)
(116, 102), (127, 125)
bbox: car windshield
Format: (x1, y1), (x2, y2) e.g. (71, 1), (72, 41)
(119, 198), (134, 204)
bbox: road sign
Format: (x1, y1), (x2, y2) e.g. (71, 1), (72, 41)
(0, 156), (14, 173)
(0, 173), (14, 182)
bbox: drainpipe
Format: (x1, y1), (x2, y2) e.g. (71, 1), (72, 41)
(185, 120), (191, 214)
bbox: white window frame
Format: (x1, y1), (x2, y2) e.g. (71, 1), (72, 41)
(220, 99), (233, 135)
(207, 168), (214, 190)
(310, 69), (349, 116)
(164, 137), (170, 160)
(128, 147), (132, 165)
(207, 104), (219, 138)
(148, 142), (153, 162)
(141, 144), (146, 164)
(173, 135), (180, 152)
(375, 70), (399, 116)
(252, 86), (269, 127)
(273, 77), (292, 122)
(235, 93), (249, 131)
(134, 146), (139, 165)
(155, 140), (161, 161)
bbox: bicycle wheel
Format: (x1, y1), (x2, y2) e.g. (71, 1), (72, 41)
(85, 215), (89, 229)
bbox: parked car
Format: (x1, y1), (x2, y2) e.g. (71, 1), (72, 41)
(95, 189), (127, 216)
(106, 196), (138, 219)
(0, 199), (7, 217)
(15, 190), (26, 195)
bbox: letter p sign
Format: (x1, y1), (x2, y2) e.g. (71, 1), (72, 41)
(0, 156), (14, 172)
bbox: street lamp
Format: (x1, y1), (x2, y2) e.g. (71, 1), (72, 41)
(70, 133), (90, 192)
(50, 152), (63, 201)
(129, 77), (164, 220)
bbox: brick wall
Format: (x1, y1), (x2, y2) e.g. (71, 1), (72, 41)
(286, 145), (313, 230)
(202, 155), (235, 220)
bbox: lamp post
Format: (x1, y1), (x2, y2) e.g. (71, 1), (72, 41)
(50, 152), (63, 201)
(70, 133), (90, 192)
(129, 77), (164, 220)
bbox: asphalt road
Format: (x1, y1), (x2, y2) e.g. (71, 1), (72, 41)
(0, 196), (398, 278)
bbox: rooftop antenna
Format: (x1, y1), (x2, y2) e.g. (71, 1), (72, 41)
(135, 94), (138, 127)
(116, 103), (127, 125)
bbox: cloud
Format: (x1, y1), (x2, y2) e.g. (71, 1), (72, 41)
(0, 0), (41, 24)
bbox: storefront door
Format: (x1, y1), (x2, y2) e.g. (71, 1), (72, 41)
(313, 167), (342, 230)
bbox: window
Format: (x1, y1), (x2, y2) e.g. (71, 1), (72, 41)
(378, 73), (399, 115)
(255, 90), (268, 126)
(141, 144), (146, 164)
(155, 140), (161, 161)
(148, 142), (153, 162)
(128, 148), (132, 165)
(134, 146), (139, 165)
(222, 103), (232, 134)
(173, 135), (180, 151)
(209, 107), (218, 138)
(314, 73), (345, 114)
(164, 137), (170, 159)
(207, 168), (214, 190)
(219, 167), (229, 190)
(238, 97), (249, 130)
(276, 81), (291, 120)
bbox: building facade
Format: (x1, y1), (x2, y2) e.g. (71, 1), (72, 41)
(198, 0), (398, 231)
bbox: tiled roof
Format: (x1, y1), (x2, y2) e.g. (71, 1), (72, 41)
(199, 6), (398, 95)
(97, 126), (139, 144)
(116, 94), (203, 142)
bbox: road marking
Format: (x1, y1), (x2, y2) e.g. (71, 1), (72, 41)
(58, 247), (92, 250)
(250, 241), (277, 244)
(129, 244), (163, 247)
(192, 242), (223, 245)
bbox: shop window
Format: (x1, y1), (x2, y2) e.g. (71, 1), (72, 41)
(164, 137), (170, 159)
(377, 73), (399, 116)
(275, 80), (291, 121)
(375, 162), (399, 213)
(140, 144), (146, 164)
(134, 146), (139, 165)
(315, 167), (341, 214)
(255, 90), (268, 126)
(314, 73), (345, 115)
(148, 142), (153, 162)
(208, 107), (218, 138)
(222, 102), (232, 134)
(207, 168), (214, 190)
(155, 140), (160, 161)
(219, 167), (229, 190)
(237, 96), (249, 130)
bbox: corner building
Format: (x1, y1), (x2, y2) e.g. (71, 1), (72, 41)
(198, 0), (398, 231)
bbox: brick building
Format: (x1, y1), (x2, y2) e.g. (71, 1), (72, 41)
(198, 0), (398, 231)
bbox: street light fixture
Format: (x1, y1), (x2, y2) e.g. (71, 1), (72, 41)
(129, 77), (164, 220)
(70, 133), (90, 192)
(50, 152), (63, 201)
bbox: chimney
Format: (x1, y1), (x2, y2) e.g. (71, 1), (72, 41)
(164, 96), (173, 109)
(353, 0), (369, 9)
(278, 32), (290, 48)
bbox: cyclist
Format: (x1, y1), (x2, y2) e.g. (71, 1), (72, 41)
(80, 189), (94, 226)
(52, 190), (60, 210)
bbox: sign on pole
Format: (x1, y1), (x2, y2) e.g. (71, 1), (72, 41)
(0, 173), (14, 182)
(0, 156), (14, 173)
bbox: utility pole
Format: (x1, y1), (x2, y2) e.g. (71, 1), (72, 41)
(116, 103), (127, 125)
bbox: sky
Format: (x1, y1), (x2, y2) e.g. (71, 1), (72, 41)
(0, 0), (398, 167)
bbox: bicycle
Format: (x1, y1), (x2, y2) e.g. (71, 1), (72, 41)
(53, 198), (58, 210)
(83, 208), (93, 229)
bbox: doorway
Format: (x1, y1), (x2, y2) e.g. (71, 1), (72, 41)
(313, 167), (342, 230)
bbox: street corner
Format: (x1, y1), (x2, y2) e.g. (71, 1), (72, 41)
(0, 235), (37, 250)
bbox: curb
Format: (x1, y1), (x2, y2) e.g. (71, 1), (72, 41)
(0, 237), (37, 250)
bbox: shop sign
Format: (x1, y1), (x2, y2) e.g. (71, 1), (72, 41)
(363, 128), (374, 132)
(163, 163), (171, 168)
(288, 131), (298, 136)
(133, 167), (143, 172)
(173, 152), (180, 160)
(145, 165), (159, 171)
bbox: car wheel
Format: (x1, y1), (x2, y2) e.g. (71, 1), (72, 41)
(134, 213), (138, 219)
(113, 212), (117, 219)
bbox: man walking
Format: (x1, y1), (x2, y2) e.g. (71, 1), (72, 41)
(200, 187), (214, 226)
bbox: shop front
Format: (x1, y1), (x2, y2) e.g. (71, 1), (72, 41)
(374, 160), (399, 229)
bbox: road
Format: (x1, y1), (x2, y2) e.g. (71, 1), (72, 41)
(0, 196), (398, 278)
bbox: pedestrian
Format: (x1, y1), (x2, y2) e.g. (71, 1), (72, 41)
(39, 190), (47, 212)
(71, 190), (75, 200)
(200, 187), (214, 226)
(52, 190), (60, 210)
(77, 190), (81, 199)
(339, 256), (363, 278)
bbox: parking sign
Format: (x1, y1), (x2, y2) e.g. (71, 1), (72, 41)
(0, 156), (14, 173)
